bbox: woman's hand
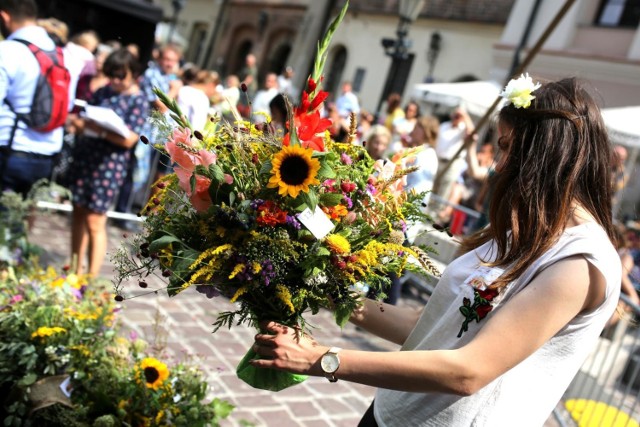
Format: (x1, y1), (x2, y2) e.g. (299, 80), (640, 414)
(66, 115), (85, 135)
(250, 321), (328, 376)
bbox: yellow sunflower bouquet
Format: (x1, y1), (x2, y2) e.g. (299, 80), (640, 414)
(113, 1), (436, 391)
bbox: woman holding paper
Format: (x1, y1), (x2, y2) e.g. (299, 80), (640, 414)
(67, 48), (148, 276)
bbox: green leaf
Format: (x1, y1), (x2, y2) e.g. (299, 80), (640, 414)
(317, 160), (336, 179)
(299, 191), (318, 212)
(212, 398), (235, 418)
(20, 345), (35, 355)
(260, 159), (273, 175)
(319, 192), (343, 206)
(208, 163), (225, 184)
(334, 304), (353, 328)
(17, 373), (37, 386)
(310, 1), (349, 90)
(190, 173), (196, 194)
(149, 234), (181, 253)
(316, 247), (330, 256)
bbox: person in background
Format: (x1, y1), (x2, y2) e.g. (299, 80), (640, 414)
(36, 17), (67, 46)
(251, 72), (279, 123)
(383, 92), (404, 131)
(364, 124), (392, 161)
(125, 43), (139, 59)
(277, 65), (295, 98)
(250, 77), (622, 427)
(393, 100), (420, 145)
(356, 109), (375, 146)
(212, 74), (241, 120)
(433, 106), (475, 201)
(176, 66), (217, 131)
(327, 102), (349, 143)
(606, 224), (640, 329)
(64, 30), (99, 100)
(403, 115), (440, 203)
(66, 48), (148, 276)
(239, 53), (258, 99)
(134, 43), (183, 218)
(612, 144), (628, 220)
(438, 139), (494, 231)
(269, 93), (287, 134)
(74, 43), (113, 102)
(0, 0), (65, 197)
(336, 81), (360, 119)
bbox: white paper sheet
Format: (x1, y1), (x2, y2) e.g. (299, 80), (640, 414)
(82, 105), (131, 138)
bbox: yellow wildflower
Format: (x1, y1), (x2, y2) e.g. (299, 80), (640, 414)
(325, 234), (351, 255)
(31, 326), (67, 339)
(275, 284), (295, 313)
(228, 263), (245, 279)
(252, 262), (262, 274)
(230, 286), (248, 303)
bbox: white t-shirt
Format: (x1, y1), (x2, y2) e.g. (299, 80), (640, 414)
(177, 85), (210, 131)
(252, 87), (279, 123)
(405, 146), (439, 198)
(435, 121), (467, 161)
(375, 222), (621, 427)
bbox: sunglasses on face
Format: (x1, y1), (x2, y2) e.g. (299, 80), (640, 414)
(106, 71), (128, 80)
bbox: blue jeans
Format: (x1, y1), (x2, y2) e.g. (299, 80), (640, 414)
(0, 150), (54, 198)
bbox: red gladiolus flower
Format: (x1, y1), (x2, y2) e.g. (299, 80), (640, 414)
(283, 110), (331, 152)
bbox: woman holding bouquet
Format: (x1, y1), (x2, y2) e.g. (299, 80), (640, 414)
(251, 76), (621, 426)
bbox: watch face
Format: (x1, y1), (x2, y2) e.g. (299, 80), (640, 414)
(321, 353), (340, 373)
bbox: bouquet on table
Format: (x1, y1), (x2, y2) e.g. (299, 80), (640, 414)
(113, 1), (438, 391)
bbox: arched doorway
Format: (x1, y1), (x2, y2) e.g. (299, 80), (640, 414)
(231, 39), (254, 76)
(266, 42), (292, 75)
(324, 45), (347, 99)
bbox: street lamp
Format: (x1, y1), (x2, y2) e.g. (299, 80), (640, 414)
(168, 0), (187, 44)
(376, 0), (426, 119)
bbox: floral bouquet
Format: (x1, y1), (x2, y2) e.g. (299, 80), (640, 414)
(113, 1), (437, 392)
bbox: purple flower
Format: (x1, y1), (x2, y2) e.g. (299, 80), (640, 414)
(196, 285), (221, 298)
(343, 195), (353, 209)
(129, 330), (139, 341)
(250, 199), (265, 210)
(261, 260), (276, 286)
(286, 215), (301, 229)
(340, 153), (352, 165)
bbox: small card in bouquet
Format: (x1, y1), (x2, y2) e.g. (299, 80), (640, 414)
(297, 206), (335, 240)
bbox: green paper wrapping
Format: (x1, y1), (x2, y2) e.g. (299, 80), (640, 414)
(236, 347), (307, 391)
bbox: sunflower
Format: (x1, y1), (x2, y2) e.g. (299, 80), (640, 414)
(137, 357), (170, 390)
(267, 145), (320, 198)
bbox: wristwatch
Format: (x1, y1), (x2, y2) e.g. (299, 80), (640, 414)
(320, 347), (342, 382)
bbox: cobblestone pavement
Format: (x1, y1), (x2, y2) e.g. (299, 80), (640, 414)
(29, 211), (562, 427)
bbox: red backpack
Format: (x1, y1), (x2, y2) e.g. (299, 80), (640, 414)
(7, 39), (70, 133)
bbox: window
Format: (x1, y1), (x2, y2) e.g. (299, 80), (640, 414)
(596, 0), (640, 27)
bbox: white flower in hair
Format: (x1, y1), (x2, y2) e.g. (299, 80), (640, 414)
(500, 73), (541, 109)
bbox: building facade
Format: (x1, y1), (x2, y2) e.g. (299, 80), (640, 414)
(155, 0), (514, 112)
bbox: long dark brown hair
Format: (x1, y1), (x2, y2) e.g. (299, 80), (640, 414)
(459, 77), (616, 289)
